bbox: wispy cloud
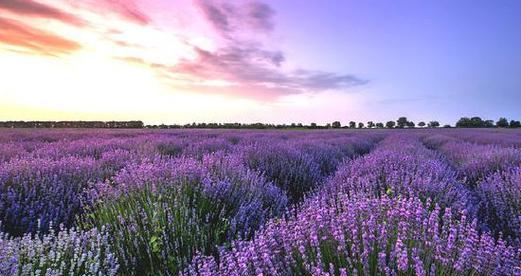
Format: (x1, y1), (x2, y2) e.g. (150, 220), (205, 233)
(163, 0), (368, 99)
(169, 45), (366, 97)
(197, 0), (274, 36)
(77, 0), (150, 25)
(0, 0), (85, 26)
(0, 16), (81, 56)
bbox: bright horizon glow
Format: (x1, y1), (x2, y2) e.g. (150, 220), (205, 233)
(1, 0), (520, 125)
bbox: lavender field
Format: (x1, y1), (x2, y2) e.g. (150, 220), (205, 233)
(0, 129), (520, 275)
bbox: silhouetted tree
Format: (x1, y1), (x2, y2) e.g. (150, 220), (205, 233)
(358, 122), (364, 128)
(367, 121), (375, 128)
(456, 117), (494, 128)
(428, 121), (440, 128)
(0, 120), (145, 129)
(509, 120), (521, 128)
(376, 122), (384, 128)
(309, 122), (318, 129)
(386, 121), (396, 128)
(418, 121), (426, 127)
(332, 121), (341, 128)
(349, 121), (356, 128)
(396, 117), (408, 128)
(484, 120), (494, 128)
(496, 117), (509, 128)
(471, 117), (484, 126)
(456, 117), (471, 127)
(406, 121), (415, 128)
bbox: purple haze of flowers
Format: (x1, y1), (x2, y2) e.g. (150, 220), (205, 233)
(430, 140), (521, 184)
(447, 129), (521, 148)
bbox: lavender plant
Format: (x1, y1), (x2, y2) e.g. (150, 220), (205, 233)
(241, 143), (323, 203)
(0, 157), (105, 236)
(476, 167), (521, 243)
(0, 224), (118, 275)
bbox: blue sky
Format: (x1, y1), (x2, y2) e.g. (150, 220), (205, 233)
(268, 0), (521, 123)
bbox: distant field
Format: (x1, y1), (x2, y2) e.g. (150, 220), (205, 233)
(0, 129), (520, 275)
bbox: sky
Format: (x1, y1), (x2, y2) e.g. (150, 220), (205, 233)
(1, 0), (520, 125)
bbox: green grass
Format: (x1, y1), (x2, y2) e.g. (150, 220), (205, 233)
(80, 183), (230, 275)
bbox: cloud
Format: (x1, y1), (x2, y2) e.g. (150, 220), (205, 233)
(0, 16), (81, 56)
(246, 1), (275, 31)
(162, 1), (368, 99)
(74, 0), (150, 25)
(197, 0), (232, 34)
(97, 0), (150, 25)
(168, 45), (366, 99)
(0, 0), (85, 26)
(196, 0), (275, 36)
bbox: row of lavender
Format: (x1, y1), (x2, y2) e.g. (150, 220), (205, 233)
(423, 128), (521, 148)
(0, 129), (383, 275)
(187, 133), (520, 275)
(423, 133), (521, 244)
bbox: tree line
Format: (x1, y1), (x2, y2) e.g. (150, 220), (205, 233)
(455, 117), (520, 128)
(0, 121), (144, 129)
(0, 116), (519, 129)
(325, 116), (520, 129)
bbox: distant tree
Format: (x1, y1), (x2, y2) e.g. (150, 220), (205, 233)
(496, 117), (509, 128)
(367, 121), (375, 128)
(358, 122), (364, 128)
(406, 121), (415, 128)
(309, 122), (317, 129)
(443, 124), (452, 128)
(510, 120), (521, 128)
(349, 121), (356, 128)
(456, 117), (471, 128)
(457, 116), (496, 128)
(326, 123), (331, 128)
(332, 121), (341, 128)
(484, 120), (494, 128)
(376, 122), (384, 128)
(470, 117), (483, 125)
(396, 117), (408, 128)
(386, 121), (396, 128)
(428, 121), (440, 128)
(418, 121), (426, 127)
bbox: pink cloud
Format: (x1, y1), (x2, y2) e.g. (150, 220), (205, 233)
(0, 0), (85, 26)
(0, 16), (81, 56)
(78, 0), (151, 25)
